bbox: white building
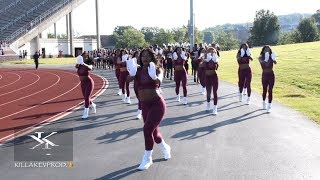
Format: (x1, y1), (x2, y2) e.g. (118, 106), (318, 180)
(18, 29), (97, 59)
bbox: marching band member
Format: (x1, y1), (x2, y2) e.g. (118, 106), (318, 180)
(127, 48), (171, 170)
(115, 49), (122, 96)
(258, 45), (277, 113)
(236, 43), (253, 104)
(76, 52), (96, 119)
(197, 48), (207, 95)
(118, 50), (131, 104)
(204, 48), (219, 115)
(164, 45), (174, 80)
(173, 47), (188, 105)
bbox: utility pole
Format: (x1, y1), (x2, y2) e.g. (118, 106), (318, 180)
(189, 0), (194, 50)
(95, 0), (101, 49)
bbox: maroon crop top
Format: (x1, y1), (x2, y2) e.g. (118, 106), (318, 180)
(237, 51), (251, 65)
(204, 61), (218, 70)
(174, 56), (186, 66)
(77, 65), (90, 76)
(135, 67), (160, 90)
(260, 57), (274, 71)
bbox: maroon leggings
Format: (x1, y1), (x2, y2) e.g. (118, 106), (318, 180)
(134, 81), (141, 110)
(81, 77), (94, 108)
(198, 67), (205, 88)
(262, 73), (275, 103)
(238, 68), (252, 97)
(115, 69), (120, 88)
(141, 97), (166, 150)
(205, 74), (218, 105)
(174, 70), (187, 97)
(119, 71), (130, 96)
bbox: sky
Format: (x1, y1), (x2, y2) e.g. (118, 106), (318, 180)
(50, 0), (320, 36)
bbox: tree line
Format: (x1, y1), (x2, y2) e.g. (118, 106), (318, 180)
(110, 9), (320, 50)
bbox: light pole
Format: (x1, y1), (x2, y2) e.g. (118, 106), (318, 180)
(95, 0), (101, 49)
(189, 0), (194, 50)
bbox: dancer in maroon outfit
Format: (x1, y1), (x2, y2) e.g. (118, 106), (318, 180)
(114, 49), (122, 95)
(236, 43), (253, 104)
(127, 48), (171, 170)
(132, 50), (142, 119)
(173, 47), (188, 105)
(76, 52), (96, 119)
(117, 50), (131, 103)
(204, 48), (219, 115)
(197, 48), (207, 95)
(258, 45), (277, 113)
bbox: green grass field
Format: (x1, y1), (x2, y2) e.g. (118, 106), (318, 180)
(1, 57), (76, 65)
(219, 41), (320, 124)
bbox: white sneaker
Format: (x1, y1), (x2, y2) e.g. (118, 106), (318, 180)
(246, 97), (251, 105)
(206, 102), (210, 111)
(136, 109), (142, 120)
(212, 105), (218, 115)
(125, 96), (131, 104)
(239, 93), (243, 102)
(90, 103), (97, 114)
(137, 150), (153, 170)
(176, 95), (180, 102)
(122, 94), (126, 102)
(158, 140), (171, 160)
(262, 101), (267, 110)
(243, 88), (247, 95)
(182, 97), (187, 105)
(117, 89), (122, 96)
(201, 87), (206, 95)
(81, 108), (89, 119)
(267, 103), (272, 113)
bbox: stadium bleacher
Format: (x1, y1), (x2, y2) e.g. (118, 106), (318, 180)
(0, 0), (72, 44)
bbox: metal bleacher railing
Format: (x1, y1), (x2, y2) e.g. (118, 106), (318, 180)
(0, 0), (22, 15)
(3, 0), (72, 44)
(0, 0), (49, 33)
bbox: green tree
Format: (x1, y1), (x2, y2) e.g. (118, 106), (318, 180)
(215, 31), (238, 51)
(278, 31), (296, 45)
(172, 27), (188, 43)
(152, 29), (175, 46)
(57, 34), (67, 39)
(312, 10), (320, 30)
(297, 18), (319, 42)
(203, 31), (213, 44)
(113, 26), (134, 36)
(194, 27), (204, 44)
(278, 30), (303, 45)
(249, 9), (281, 46)
(114, 27), (148, 48)
(140, 27), (161, 45)
(47, 33), (55, 38)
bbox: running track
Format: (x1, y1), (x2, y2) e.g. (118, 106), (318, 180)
(0, 68), (106, 143)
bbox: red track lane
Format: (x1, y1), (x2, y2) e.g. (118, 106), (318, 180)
(0, 72), (21, 89)
(0, 71), (40, 97)
(0, 68), (105, 143)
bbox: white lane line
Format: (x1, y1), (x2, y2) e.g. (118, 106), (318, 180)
(0, 72), (21, 89)
(0, 72), (40, 97)
(0, 72), (60, 107)
(0, 74), (3, 80)
(0, 73), (108, 143)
